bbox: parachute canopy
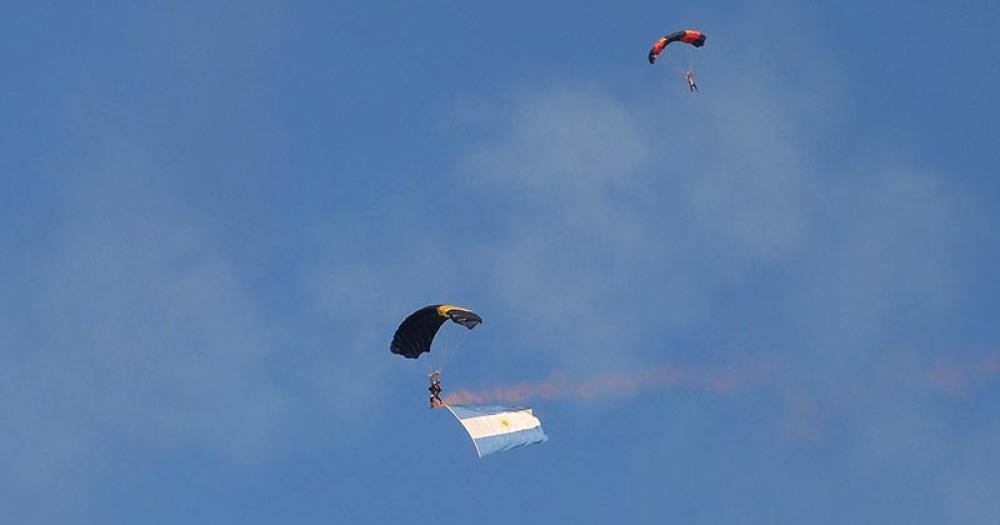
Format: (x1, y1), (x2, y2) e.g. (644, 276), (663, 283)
(390, 304), (482, 359)
(648, 29), (706, 64)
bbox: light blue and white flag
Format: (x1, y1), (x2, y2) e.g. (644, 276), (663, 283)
(445, 404), (548, 458)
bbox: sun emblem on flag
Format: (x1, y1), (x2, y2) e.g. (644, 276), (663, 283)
(500, 418), (510, 428)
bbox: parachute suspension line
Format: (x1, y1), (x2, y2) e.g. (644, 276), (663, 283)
(422, 354), (435, 376)
(424, 335), (462, 407)
(431, 328), (469, 375)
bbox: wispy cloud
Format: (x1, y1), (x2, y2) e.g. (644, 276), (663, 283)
(443, 46), (994, 521)
(0, 135), (288, 519)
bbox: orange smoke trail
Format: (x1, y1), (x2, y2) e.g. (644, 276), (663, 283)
(931, 352), (1000, 393)
(442, 363), (772, 405)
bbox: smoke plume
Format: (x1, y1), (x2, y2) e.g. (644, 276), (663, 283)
(442, 363), (773, 405)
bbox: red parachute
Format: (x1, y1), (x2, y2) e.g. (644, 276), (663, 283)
(648, 30), (706, 64)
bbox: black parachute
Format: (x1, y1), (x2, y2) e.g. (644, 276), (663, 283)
(390, 305), (482, 359)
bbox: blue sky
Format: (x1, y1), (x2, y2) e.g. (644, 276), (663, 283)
(2, 1), (999, 523)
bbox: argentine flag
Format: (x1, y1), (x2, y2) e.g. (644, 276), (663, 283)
(445, 404), (548, 458)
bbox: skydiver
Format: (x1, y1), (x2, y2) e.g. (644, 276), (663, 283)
(684, 70), (698, 92)
(429, 371), (443, 409)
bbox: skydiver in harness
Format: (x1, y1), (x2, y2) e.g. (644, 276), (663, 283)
(429, 371), (443, 409)
(684, 70), (698, 92)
